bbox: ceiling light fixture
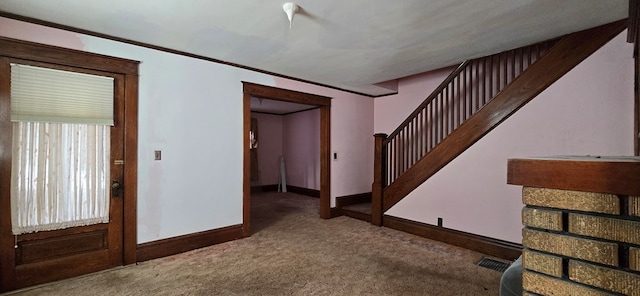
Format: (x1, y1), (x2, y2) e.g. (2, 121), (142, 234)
(282, 2), (299, 29)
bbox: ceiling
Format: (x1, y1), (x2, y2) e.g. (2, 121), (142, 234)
(0, 0), (629, 96)
(250, 97), (316, 115)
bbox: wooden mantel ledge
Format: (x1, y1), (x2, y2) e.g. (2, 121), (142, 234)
(507, 156), (640, 195)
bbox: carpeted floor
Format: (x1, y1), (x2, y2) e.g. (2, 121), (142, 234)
(4, 192), (503, 296)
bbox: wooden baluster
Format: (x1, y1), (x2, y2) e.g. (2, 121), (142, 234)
(496, 54), (500, 93)
(527, 45), (532, 67)
(396, 135), (400, 180)
(502, 52), (507, 90)
(408, 123), (412, 167)
(510, 49), (516, 82)
(419, 110), (423, 157)
(450, 82), (454, 132)
(443, 86), (448, 137)
(423, 109), (427, 155)
(403, 129), (407, 173)
(392, 137), (397, 181)
(372, 133), (387, 226)
(498, 54), (502, 92)
(520, 47), (524, 75)
(498, 54), (502, 93)
(475, 60), (480, 113)
(404, 128), (408, 173)
(485, 57), (489, 106)
(427, 101), (434, 153)
(468, 62), (472, 115)
(451, 80), (455, 131)
(479, 58), (483, 107)
(416, 112), (420, 159)
(433, 96), (437, 146)
(488, 55), (493, 100)
(406, 126), (410, 169)
(462, 66), (467, 122)
(538, 43), (543, 61)
(388, 138), (392, 183)
(482, 57), (487, 106)
(412, 117), (416, 165)
(438, 93), (443, 144)
(456, 73), (461, 128)
(394, 133), (402, 180)
(444, 88), (448, 138)
(400, 129), (404, 173)
(449, 83), (453, 133)
(407, 121), (412, 167)
(404, 127), (409, 171)
(423, 109), (427, 156)
(411, 117), (420, 165)
(414, 116), (419, 162)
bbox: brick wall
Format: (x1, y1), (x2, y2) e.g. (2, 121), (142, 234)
(521, 187), (640, 295)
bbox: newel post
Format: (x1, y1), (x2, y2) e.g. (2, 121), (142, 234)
(371, 133), (387, 226)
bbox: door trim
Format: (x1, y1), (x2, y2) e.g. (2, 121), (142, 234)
(0, 37), (139, 292)
(242, 82), (331, 236)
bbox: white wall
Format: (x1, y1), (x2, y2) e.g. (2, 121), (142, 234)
(0, 17), (374, 243)
(377, 32), (635, 243)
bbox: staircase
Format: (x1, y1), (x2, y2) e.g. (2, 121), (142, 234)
(356, 20), (627, 226)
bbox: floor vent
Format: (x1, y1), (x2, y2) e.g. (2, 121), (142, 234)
(477, 257), (511, 272)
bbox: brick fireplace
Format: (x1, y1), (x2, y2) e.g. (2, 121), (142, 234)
(508, 156), (640, 295)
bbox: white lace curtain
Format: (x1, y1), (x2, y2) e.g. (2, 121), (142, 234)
(11, 122), (111, 235)
(10, 63), (114, 235)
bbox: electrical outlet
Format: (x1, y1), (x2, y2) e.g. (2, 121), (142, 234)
(437, 217), (443, 227)
(333, 152), (338, 161)
(154, 150), (162, 160)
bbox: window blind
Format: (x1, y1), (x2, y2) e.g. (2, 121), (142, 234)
(10, 64), (114, 125)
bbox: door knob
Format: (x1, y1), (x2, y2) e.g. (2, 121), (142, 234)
(112, 180), (121, 197)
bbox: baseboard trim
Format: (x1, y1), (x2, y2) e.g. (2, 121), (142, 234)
(329, 207), (342, 218)
(250, 184), (278, 193)
(382, 215), (522, 260)
(287, 185), (321, 198)
(136, 224), (244, 262)
(250, 184), (320, 198)
(336, 192), (372, 208)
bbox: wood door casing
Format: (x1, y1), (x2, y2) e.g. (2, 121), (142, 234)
(242, 82), (332, 236)
(6, 60), (124, 290)
(0, 37), (139, 293)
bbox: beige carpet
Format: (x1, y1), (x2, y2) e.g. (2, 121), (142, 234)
(5, 192), (503, 296)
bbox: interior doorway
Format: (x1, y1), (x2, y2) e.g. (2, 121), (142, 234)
(242, 82), (331, 236)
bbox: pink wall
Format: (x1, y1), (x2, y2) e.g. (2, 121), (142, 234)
(0, 18), (84, 50)
(250, 112), (283, 186)
(251, 109), (321, 190)
(283, 109), (321, 190)
(379, 32), (634, 243)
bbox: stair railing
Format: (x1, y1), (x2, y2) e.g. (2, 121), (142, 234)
(371, 40), (557, 225)
(384, 40), (556, 186)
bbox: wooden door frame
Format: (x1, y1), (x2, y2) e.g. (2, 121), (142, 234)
(0, 37), (139, 292)
(242, 82), (331, 236)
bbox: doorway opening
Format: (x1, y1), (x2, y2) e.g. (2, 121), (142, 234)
(242, 82), (331, 236)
